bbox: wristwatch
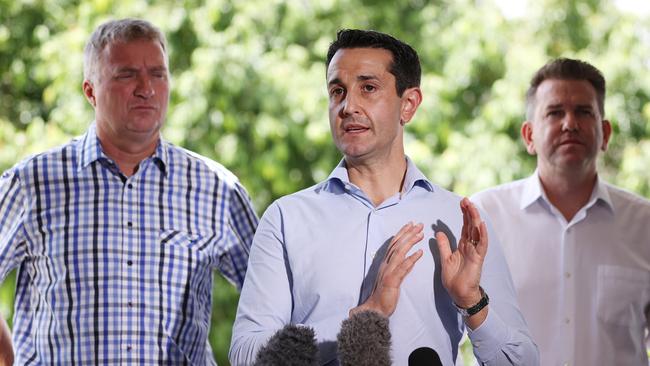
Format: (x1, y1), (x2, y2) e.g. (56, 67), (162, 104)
(454, 287), (489, 317)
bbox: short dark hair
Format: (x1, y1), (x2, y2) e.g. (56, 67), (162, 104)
(526, 58), (606, 120)
(326, 29), (421, 97)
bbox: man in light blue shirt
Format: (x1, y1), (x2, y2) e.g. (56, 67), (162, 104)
(230, 29), (538, 365)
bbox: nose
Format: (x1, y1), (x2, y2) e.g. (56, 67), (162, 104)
(562, 113), (579, 132)
(134, 74), (155, 99)
(340, 91), (360, 117)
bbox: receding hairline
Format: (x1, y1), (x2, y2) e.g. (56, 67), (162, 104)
(83, 19), (167, 82)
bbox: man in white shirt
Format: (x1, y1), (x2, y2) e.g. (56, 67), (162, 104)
(472, 58), (650, 365)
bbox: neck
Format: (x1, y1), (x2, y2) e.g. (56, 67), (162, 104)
(346, 152), (408, 207)
(97, 133), (158, 177)
(538, 165), (597, 221)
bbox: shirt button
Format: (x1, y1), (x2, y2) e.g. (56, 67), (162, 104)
(565, 318), (571, 324)
(127, 222), (133, 228)
(126, 345), (132, 352)
(127, 183), (133, 189)
(127, 301), (133, 308)
(565, 272), (571, 278)
(127, 260), (133, 266)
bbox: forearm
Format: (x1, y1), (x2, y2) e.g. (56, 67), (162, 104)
(0, 317), (13, 366)
(467, 309), (538, 365)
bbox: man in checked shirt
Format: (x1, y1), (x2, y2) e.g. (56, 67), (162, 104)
(0, 18), (258, 364)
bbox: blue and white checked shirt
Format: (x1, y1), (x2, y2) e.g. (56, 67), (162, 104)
(0, 123), (258, 365)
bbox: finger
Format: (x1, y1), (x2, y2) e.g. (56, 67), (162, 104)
(393, 228), (424, 261)
(386, 224), (423, 264)
(435, 231), (452, 261)
(464, 199), (484, 245)
(475, 221), (489, 256)
(390, 222), (414, 246)
(467, 200), (482, 227)
(460, 198), (470, 240)
(393, 249), (423, 281)
(385, 222), (414, 262)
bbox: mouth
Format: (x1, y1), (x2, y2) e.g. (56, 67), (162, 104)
(343, 124), (370, 134)
(558, 139), (583, 146)
(131, 105), (157, 111)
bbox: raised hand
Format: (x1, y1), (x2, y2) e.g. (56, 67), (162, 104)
(350, 222), (424, 318)
(436, 198), (488, 326)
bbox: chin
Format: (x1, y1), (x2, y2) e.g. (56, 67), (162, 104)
(341, 146), (371, 160)
(128, 120), (162, 133)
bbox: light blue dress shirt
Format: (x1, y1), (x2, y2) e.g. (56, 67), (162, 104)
(230, 158), (538, 366)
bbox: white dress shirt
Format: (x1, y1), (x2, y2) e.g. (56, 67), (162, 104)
(472, 172), (650, 366)
(230, 158), (538, 366)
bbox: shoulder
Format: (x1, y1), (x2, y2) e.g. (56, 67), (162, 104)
(424, 183), (463, 207)
(273, 181), (325, 208)
(165, 143), (241, 188)
(471, 178), (528, 208)
(605, 182), (650, 213)
(260, 180), (340, 221)
(2, 138), (80, 181)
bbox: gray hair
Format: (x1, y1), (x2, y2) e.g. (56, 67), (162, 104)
(83, 18), (167, 83)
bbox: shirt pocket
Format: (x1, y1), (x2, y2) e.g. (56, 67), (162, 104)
(596, 265), (650, 327)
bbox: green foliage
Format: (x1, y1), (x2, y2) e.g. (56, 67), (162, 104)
(1, 0), (649, 364)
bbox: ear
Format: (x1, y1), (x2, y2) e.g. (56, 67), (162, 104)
(600, 119), (612, 151)
(83, 79), (97, 108)
(521, 121), (536, 155)
(399, 87), (422, 126)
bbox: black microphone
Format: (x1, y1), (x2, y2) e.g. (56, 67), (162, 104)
(253, 324), (319, 366)
(408, 347), (443, 366)
(337, 310), (392, 366)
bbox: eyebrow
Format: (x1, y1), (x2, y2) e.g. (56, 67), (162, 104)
(545, 103), (594, 110)
(327, 74), (379, 86)
(115, 65), (168, 73)
(545, 103), (563, 110)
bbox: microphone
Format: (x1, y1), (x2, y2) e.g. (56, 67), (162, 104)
(253, 324), (319, 366)
(337, 310), (392, 366)
(408, 347), (442, 366)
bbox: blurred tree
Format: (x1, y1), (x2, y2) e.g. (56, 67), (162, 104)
(1, 0), (649, 364)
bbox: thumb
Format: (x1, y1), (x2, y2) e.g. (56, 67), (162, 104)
(435, 231), (452, 262)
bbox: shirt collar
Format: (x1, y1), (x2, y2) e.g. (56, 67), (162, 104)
(322, 156), (434, 194)
(589, 176), (614, 213)
(520, 170), (614, 213)
(76, 122), (168, 175)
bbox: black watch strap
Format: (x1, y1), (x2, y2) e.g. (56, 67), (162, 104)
(454, 287), (489, 317)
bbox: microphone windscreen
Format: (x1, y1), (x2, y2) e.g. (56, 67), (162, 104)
(337, 310), (391, 366)
(254, 324), (319, 366)
(408, 346), (442, 366)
